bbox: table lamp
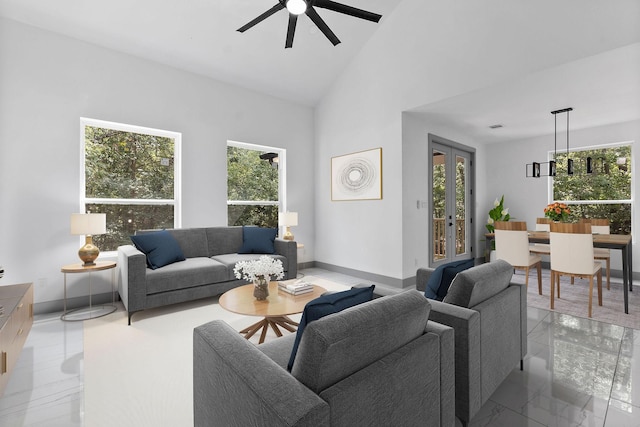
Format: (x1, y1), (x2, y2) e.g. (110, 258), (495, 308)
(278, 212), (298, 241)
(71, 213), (106, 266)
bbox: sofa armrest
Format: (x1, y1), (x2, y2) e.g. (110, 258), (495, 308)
(117, 245), (148, 315)
(416, 267), (435, 292)
(194, 320), (329, 427)
(428, 300), (481, 423)
(274, 238), (297, 279)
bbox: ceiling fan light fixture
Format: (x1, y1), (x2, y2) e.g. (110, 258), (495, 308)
(286, 0), (307, 15)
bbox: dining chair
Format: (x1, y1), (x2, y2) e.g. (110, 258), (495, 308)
(529, 217), (552, 256)
(580, 218), (611, 290)
(494, 221), (542, 294)
(549, 222), (602, 317)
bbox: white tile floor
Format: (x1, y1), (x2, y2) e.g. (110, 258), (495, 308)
(1, 267), (639, 426)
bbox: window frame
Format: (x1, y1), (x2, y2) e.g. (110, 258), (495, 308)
(80, 117), (182, 254)
(226, 140), (287, 226)
(548, 141), (633, 234)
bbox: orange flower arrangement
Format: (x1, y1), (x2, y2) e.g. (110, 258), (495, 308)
(544, 202), (571, 222)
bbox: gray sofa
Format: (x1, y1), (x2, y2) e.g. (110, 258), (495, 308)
(118, 226), (297, 324)
(193, 290), (455, 427)
(416, 259), (527, 426)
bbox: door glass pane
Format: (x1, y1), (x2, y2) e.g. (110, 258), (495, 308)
(432, 150), (446, 261)
(455, 155), (467, 255)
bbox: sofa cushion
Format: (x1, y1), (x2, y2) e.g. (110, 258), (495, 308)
(145, 257), (228, 294)
(238, 226), (277, 254)
(287, 286), (375, 371)
(443, 259), (514, 308)
(205, 226), (244, 256)
(164, 228), (209, 258)
(424, 258), (475, 301)
(130, 230), (186, 269)
(291, 290), (431, 394)
(211, 253), (288, 281)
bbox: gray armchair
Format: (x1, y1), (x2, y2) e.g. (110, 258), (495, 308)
(416, 259), (527, 426)
(193, 290), (455, 427)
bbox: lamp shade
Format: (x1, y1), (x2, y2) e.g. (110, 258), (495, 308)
(278, 212), (298, 227)
(70, 213), (106, 235)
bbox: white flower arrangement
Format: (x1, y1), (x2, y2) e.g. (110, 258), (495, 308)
(234, 255), (284, 282)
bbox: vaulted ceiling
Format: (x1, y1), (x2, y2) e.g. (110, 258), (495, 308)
(1, 0), (639, 143)
(0, 0), (402, 106)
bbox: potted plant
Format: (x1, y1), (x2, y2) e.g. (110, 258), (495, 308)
(544, 202), (571, 222)
(485, 195), (510, 261)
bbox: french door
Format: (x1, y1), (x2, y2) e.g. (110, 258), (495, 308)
(429, 136), (474, 267)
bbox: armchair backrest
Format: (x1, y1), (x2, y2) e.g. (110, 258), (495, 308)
(443, 259), (514, 308)
(292, 290), (431, 394)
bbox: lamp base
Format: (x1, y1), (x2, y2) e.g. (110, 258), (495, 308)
(283, 227), (294, 241)
(78, 235), (100, 266)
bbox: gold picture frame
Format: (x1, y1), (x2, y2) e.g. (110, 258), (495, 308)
(331, 148), (382, 201)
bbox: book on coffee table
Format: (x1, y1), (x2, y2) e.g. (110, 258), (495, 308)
(278, 280), (313, 295)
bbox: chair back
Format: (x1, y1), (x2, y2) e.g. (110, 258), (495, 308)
(494, 221), (530, 266)
(579, 218), (610, 234)
(549, 222), (595, 274)
(535, 217), (552, 231)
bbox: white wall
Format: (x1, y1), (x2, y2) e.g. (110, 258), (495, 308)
(485, 119), (640, 271)
(313, 0), (640, 284)
(0, 18), (315, 306)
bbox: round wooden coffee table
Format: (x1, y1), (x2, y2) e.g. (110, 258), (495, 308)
(219, 281), (326, 344)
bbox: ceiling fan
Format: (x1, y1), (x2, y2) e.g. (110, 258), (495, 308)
(237, 0), (382, 48)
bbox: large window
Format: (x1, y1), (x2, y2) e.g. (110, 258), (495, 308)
(552, 143), (632, 234)
(227, 141), (284, 228)
(81, 118), (181, 252)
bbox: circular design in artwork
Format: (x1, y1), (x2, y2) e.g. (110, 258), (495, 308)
(338, 157), (377, 193)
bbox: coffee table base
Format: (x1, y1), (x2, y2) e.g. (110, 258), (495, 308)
(240, 316), (300, 344)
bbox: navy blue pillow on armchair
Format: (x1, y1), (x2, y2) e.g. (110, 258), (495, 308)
(424, 258), (475, 301)
(287, 285), (375, 371)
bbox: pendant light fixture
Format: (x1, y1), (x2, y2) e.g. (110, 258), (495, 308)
(526, 107), (573, 178)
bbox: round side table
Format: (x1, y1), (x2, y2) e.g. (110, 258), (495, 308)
(60, 260), (117, 321)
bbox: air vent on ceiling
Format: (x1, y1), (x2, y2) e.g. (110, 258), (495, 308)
(489, 124), (503, 129)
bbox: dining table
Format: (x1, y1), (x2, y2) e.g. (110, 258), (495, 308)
(485, 231), (633, 314)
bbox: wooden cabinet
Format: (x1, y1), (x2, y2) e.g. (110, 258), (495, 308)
(0, 283), (34, 396)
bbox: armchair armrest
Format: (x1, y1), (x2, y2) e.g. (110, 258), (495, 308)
(424, 321), (456, 427)
(428, 300), (481, 423)
(117, 245), (147, 315)
(194, 320), (329, 427)
(274, 238), (297, 279)
(416, 267), (435, 292)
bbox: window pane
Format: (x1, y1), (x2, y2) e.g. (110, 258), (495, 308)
(432, 150), (446, 261)
(227, 146), (278, 201)
(87, 203), (174, 251)
(566, 203), (631, 235)
(552, 145), (631, 234)
(554, 146), (631, 200)
(228, 205), (278, 228)
(85, 126), (175, 199)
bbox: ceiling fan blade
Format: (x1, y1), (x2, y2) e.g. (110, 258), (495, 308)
(314, 0), (381, 22)
(306, 7), (341, 46)
(237, 3), (285, 33)
(285, 14), (298, 48)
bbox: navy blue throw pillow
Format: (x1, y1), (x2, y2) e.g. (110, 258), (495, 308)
(287, 285), (375, 372)
(130, 230), (186, 270)
(238, 226), (277, 254)
(424, 259), (475, 301)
